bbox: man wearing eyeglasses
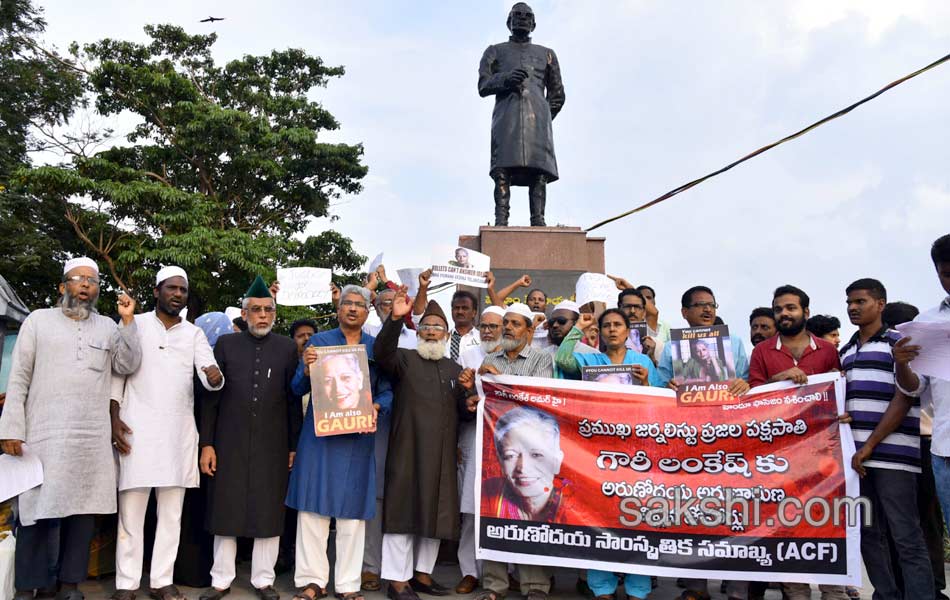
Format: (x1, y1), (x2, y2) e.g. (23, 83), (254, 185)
(374, 292), (472, 600)
(198, 276), (302, 600)
(454, 306), (506, 594)
(617, 288), (662, 363)
(1, 256), (141, 600)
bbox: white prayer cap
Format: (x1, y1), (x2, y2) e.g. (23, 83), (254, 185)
(63, 256), (99, 275)
(553, 300), (580, 314)
(481, 305), (506, 319)
(156, 265), (188, 285)
(504, 302), (534, 323)
(224, 306), (242, 321)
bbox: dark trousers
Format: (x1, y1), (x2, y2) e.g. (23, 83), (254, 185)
(15, 514), (95, 591)
(860, 467), (935, 600)
(890, 437), (948, 599)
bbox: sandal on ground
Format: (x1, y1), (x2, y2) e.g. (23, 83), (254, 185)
(293, 584), (327, 600)
(255, 586), (280, 600)
(473, 592), (503, 600)
(110, 591), (137, 600)
(335, 593), (364, 600)
(361, 572), (381, 593)
(198, 589), (230, 600)
(148, 586), (184, 600)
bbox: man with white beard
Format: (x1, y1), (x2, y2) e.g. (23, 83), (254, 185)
(1, 256), (141, 600)
(374, 292), (472, 600)
(454, 305), (506, 594)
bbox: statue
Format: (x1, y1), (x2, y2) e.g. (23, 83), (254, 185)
(478, 2), (565, 227)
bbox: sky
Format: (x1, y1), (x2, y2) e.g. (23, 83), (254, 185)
(36, 0), (950, 349)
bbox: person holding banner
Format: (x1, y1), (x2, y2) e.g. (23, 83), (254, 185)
(841, 278), (933, 600)
(287, 284), (393, 600)
(374, 292), (472, 600)
(656, 286), (749, 395)
(746, 286), (847, 600)
(554, 309), (659, 386)
(460, 303), (554, 600)
(454, 305), (506, 594)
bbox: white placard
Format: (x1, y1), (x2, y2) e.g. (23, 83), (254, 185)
(276, 267), (333, 306)
(430, 247), (491, 289)
(0, 444), (43, 503)
(896, 320), (950, 380)
(366, 252), (384, 274)
(574, 272), (615, 307)
(397, 268), (425, 298)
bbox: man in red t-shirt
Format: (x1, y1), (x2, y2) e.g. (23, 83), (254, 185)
(747, 285), (847, 600)
(749, 285), (840, 388)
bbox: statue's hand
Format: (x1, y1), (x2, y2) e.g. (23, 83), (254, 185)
(505, 68), (529, 89)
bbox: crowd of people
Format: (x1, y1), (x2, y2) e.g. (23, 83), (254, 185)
(1, 232), (949, 600)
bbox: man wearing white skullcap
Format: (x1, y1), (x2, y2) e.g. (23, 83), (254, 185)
(456, 301), (555, 600)
(1, 257), (141, 599)
(453, 305), (506, 593)
(110, 266), (224, 600)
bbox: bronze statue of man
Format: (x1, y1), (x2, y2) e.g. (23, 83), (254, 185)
(478, 3), (565, 227)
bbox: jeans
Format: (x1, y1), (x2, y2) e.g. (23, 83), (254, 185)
(860, 467), (934, 600)
(586, 570), (650, 600)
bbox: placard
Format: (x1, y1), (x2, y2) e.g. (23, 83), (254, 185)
(310, 345), (376, 436)
(276, 267), (332, 306)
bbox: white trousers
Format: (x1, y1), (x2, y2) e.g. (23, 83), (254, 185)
(380, 534), (440, 582)
(210, 535), (279, 590)
(115, 486), (186, 590)
(457, 514), (480, 578)
(362, 498), (384, 574)
(295, 511), (365, 593)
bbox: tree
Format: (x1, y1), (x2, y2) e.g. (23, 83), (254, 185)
(0, 0), (87, 308)
(14, 20), (368, 317)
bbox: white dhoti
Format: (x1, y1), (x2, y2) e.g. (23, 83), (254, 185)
(114, 486), (186, 590)
(381, 534), (440, 582)
(295, 512), (365, 593)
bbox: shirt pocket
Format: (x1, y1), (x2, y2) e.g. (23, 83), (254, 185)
(87, 340), (112, 372)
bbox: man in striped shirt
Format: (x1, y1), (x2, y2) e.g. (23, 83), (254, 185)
(841, 278), (933, 599)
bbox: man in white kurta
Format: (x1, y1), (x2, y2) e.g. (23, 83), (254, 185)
(110, 267), (223, 600)
(0, 257), (141, 598)
(455, 306), (505, 594)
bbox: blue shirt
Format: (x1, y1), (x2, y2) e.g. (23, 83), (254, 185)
(286, 328), (393, 519)
(555, 326), (661, 387)
(656, 332), (749, 387)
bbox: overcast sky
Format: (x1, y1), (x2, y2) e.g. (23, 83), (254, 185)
(38, 0), (950, 348)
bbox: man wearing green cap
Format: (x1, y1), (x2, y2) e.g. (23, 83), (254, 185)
(198, 276), (303, 600)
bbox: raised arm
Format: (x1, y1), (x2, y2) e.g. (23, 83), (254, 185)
(554, 317), (592, 378)
(411, 269), (432, 317)
(488, 273), (531, 307)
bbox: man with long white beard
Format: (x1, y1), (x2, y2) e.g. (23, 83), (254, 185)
(110, 266), (223, 600)
(459, 303), (554, 600)
(374, 291), (472, 600)
(454, 306), (506, 594)
(198, 276), (302, 600)
(1, 256), (141, 600)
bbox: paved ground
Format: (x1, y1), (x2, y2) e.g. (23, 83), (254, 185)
(77, 561), (904, 600)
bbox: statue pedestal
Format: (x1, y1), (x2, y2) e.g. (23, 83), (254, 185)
(458, 226), (605, 308)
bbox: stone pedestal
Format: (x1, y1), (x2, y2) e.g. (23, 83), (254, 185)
(458, 226), (605, 309)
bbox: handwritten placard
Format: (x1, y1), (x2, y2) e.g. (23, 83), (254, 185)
(574, 272), (615, 307)
(276, 267), (332, 306)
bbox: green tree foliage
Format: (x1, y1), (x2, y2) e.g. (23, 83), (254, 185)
(0, 0), (87, 308)
(11, 17), (368, 319)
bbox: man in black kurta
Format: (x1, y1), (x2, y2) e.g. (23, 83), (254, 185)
(198, 276), (302, 600)
(374, 296), (471, 600)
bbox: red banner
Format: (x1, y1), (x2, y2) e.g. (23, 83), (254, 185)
(475, 372), (861, 585)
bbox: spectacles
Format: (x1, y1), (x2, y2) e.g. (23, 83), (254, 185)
(247, 305), (276, 314)
(479, 323), (501, 332)
(621, 303), (645, 311)
(688, 302), (718, 310)
(418, 324), (446, 332)
(547, 316), (572, 326)
(341, 300), (367, 309)
(64, 275), (100, 286)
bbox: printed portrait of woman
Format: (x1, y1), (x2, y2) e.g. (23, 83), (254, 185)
(316, 351), (371, 411)
(482, 405), (572, 523)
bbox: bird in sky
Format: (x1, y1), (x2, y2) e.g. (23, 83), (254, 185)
(199, 16), (225, 23)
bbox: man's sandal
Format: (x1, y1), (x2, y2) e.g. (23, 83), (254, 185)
(292, 584), (327, 600)
(335, 593), (364, 600)
(148, 587), (184, 600)
(473, 592), (503, 600)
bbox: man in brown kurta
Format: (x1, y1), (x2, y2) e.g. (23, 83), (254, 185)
(374, 294), (471, 600)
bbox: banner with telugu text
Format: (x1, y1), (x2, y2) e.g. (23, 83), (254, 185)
(474, 372), (861, 586)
